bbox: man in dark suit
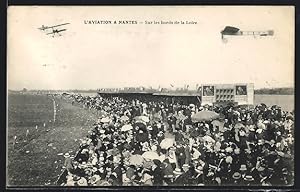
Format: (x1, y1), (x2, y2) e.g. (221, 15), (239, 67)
(152, 159), (164, 185)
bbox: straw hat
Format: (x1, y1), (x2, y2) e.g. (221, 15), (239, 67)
(225, 147), (233, 153)
(81, 148), (89, 154)
(151, 145), (157, 151)
(270, 140), (276, 145)
(198, 159), (205, 166)
(258, 139), (265, 145)
(99, 129), (105, 134)
(225, 156), (233, 164)
(77, 177), (88, 186)
(195, 166), (204, 174)
(164, 174), (174, 179)
(256, 128), (263, 134)
(240, 164), (247, 171)
(64, 153), (70, 158)
(232, 172), (241, 180)
(234, 148), (240, 155)
(143, 172), (153, 181)
(239, 130), (246, 137)
(282, 168), (288, 175)
(215, 177), (221, 184)
(173, 168), (183, 175)
(257, 166), (265, 172)
(248, 125), (255, 131)
(244, 175), (254, 181)
(207, 171), (214, 177)
(90, 175), (101, 184)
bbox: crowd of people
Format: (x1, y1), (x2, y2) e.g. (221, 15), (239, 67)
(58, 93), (294, 186)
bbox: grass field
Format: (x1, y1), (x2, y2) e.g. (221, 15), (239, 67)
(7, 93), (99, 186)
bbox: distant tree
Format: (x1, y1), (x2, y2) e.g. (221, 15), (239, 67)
(22, 88), (27, 92)
(254, 87), (294, 95)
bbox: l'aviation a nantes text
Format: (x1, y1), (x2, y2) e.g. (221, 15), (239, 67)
(84, 20), (197, 25)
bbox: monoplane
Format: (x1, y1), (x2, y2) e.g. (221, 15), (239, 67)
(221, 26), (274, 43)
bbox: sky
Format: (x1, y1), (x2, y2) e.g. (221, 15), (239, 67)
(7, 6), (294, 90)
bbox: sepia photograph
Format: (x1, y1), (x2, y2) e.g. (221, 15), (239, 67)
(7, 6), (294, 187)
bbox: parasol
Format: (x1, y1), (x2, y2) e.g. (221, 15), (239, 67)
(100, 117), (110, 123)
(257, 122), (266, 130)
(142, 151), (160, 160)
(129, 154), (144, 166)
(120, 115), (130, 121)
(203, 135), (215, 143)
(134, 116), (150, 123)
(191, 111), (220, 122)
(121, 124), (133, 132)
(234, 123), (245, 129)
(160, 138), (175, 149)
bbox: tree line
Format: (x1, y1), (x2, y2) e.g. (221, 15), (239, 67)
(254, 87), (294, 95)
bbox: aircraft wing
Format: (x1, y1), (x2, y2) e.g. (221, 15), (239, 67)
(48, 23), (70, 29)
(38, 26), (49, 30)
(57, 29), (67, 32)
(46, 31), (55, 35)
(46, 29), (67, 35)
(221, 26), (240, 35)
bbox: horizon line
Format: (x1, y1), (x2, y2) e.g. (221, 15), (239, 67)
(8, 86), (294, 92)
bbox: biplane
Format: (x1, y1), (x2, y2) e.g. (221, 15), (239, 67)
(38, 23), (70, 37)
(221, 26), (274, 43)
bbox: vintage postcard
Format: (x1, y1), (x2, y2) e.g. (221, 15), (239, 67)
(7, 6), (294, 187)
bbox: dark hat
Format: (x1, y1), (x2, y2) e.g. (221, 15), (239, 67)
(163, 158), (170, 164)
(107, 143), (114, 150)
(286, 115), (293, 121)
(153, 159), (161, 166)
(73, 175), (81, 181)
(107, 155), (113, 161)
